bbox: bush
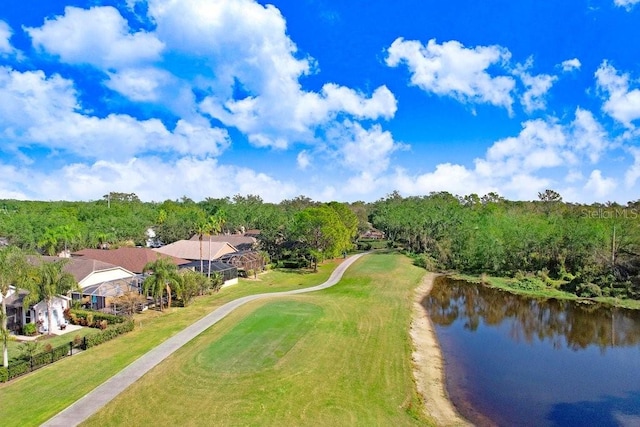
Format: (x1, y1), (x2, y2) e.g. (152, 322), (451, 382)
(0, 367), (7, 383)
(8, 361), (29, 380)
(84, 320), (134, 349)
(513, 276), (546, 292)
(412, 253), (438, 271)
(67, 309), (127, 328)
(22, 322), (36, 336)
(578, 283), (603, 298)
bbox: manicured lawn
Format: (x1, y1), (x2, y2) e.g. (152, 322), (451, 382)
(7, 327), (101, 362)
(0, 260), (341, 427)
(83, 253), (432, 426)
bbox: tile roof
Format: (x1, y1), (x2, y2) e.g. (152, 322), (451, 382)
(153, 240), (237, 261)
(188, 234), (257, 251)
(34, 256), (129, 283)
(72, 247), (190, 273)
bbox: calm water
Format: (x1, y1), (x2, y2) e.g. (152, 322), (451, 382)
(424, 277), (640, 427)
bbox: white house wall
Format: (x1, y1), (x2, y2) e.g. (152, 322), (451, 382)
(32, 296), (70, 333)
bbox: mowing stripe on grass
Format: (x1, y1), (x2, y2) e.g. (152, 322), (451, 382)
(200, 301), (323, 373)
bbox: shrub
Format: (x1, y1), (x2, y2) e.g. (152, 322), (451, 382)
(0, 367), (7, 383)
(8, 361), (29, 380)
(412, 253), (438, 271)
(73, 334), (83, 346)
(22, 322), (37, 336)
(99, 320), (108, 330)
(18, 341), (40, 361)
(67, 309), (127, 328)
(43, 343), (53, 352)
(513, 276), (546, 292)
(578, 283), (602, 298)
(84, 320), (134, 349)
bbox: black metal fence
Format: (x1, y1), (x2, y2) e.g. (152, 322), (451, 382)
(6, 338), (88, 382)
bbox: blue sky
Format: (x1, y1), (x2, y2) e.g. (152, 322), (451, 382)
(1, 0), (640, 203)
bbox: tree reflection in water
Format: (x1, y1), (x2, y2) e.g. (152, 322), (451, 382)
(424, 276), (640, 351)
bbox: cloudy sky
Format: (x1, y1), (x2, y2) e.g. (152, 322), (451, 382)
(1, 0), (640, 203)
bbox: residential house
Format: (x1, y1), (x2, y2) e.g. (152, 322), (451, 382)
(72, 247), (190, 274)
(189, 233), (257, 251)
(153, 240), (238, 262)
(45, 256), (138, 312)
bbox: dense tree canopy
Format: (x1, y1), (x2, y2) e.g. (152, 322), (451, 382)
(2, 190), (640, 301)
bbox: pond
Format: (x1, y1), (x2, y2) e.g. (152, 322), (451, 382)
(423, 277), (640, 427)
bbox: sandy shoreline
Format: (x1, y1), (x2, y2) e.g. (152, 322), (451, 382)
(411, 272), (471, 427)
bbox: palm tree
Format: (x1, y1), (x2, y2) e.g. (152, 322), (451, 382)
(206, 212), (226, 278)
(194, 220), (208, 275)
(0, 246), (31, 367)
(142, 258), (181, 311)
(178, 269), (210, 305)
(25, 258), (78, 336)
(38, 228), (59, 256)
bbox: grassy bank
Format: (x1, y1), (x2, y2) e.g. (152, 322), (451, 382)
(0, 261), (342, 427)
(83, 252), (432, 426)
(452, 273), (640, 310)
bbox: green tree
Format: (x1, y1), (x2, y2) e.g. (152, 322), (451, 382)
(143, 258), (181, 311)
(0, 246), (31, 367)
(25, 258), (78, 336)
(293, 205), (351, 271)
(178, 270), (210, 306)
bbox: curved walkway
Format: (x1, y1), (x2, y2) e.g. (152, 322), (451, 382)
(42, 252), (368, 427)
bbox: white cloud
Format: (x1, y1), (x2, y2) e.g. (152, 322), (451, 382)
(144, 0), (399, 148)
(0, 21), (14, 55)
(297, 150), (311, 170)
(625, 147), (640, 187)
(329, 121), (403, 175)
(595, 61), (640, 127)
(382, 109), (611, 201)
(584, 170), (616, 197)
(1, 157), (297, 203)
(393, 163), (495, 197)
(0, 67), (229, 160)
(560, 58), (581, 72)
(614, 0), (640, 10)
(514, 60), (557, 113)
(386, 37), (516, 112)
(27, 1), (398, 151)
(27, 6), (163, 69)
(343, 172), (381, 195)
(105, 67), (175, 102)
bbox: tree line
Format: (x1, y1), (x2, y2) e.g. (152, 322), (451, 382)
(2, 189), (639, 301)
(370, 190), (640, 301)
(0, 193), (362, 271)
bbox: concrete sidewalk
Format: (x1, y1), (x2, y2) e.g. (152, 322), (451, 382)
(42, 252), (368, 427)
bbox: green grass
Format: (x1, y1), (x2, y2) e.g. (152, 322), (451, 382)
(7, 328), (101, 361)
(83, 253), (432, 426)
(0, 259), (343, 427)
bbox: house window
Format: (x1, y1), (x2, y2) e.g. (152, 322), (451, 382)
(25, 309), (31, 324)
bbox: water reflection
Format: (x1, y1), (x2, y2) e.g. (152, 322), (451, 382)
(424, 277), (640, 351)
(424, 277), (640, 426)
